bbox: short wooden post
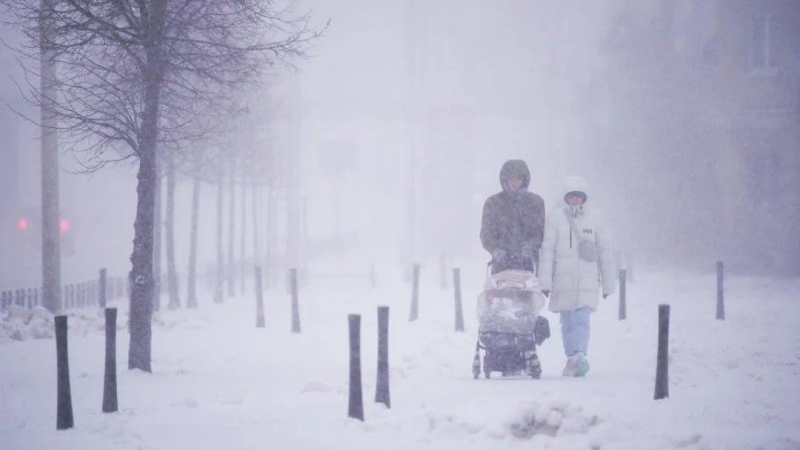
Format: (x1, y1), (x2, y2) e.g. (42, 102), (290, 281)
(654, 304), (670, 400)
(453, 268), (465, 332)
(375, 306), (390, 408)
(348, 314), (364, 420)
(618, 269), (627, 320)
(55, 316), (74, 429)
(290, 268), (301, 333)
(255, 266), (265, 328)
(102, 308), (118, 413)
(716, 261), (725, 320)
(409, 263), (420, 322)
(99, 269), (108, 308)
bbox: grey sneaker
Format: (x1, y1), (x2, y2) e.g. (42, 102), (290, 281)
(562, 355), (578, 377)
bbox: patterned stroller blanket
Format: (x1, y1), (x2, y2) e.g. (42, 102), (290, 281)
(476, 270), (545, 335)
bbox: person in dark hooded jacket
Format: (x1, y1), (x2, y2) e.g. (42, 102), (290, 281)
(481, 160), (546, 274)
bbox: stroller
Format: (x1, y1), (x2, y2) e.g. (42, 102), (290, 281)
(472, 267), (550, 379)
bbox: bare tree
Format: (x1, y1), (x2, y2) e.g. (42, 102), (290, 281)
(180, 144), (220, 309)
(186, 168), (200, 309)
(39, 1), (61, 313)
(165, 150), (179, 309)
(227, 155), (236, 297)
(3, 0), (323, 371)
(215, 163), (225, 303)
(153, 173), (162, 312)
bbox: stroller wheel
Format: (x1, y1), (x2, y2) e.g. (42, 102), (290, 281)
(472, 342), (482, 380)
(482, 352), (493, 379)
(527, 353), (542, 379)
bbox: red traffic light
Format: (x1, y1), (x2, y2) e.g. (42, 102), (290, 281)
(17, 218), (29, 231)
(59, 218), (71, 232)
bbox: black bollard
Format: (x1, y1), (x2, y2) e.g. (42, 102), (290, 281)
(409, 263), (420, 322)
(453, 268), (465, 332)
(290, 268), (301, 333)
(99, 269), (108, 308)
(654, 304), (670, 400)
(716, 261), (725, 320)
(55, 315), (74, 429)
(102, 308), (118, 413)
(618, 269), (627, 320)
(375, 306), (391, 408)
(348, 314), (364, 420)
(255, 266), (265, 328)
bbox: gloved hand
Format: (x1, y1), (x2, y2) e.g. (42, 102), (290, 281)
(521, 241), (534, 255)
(492, 248), (507, 263)
(542, 290), (550, 298)
(521, 242), (536, 262)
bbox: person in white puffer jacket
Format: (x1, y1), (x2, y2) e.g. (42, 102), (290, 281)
(538, 176), (616, 377)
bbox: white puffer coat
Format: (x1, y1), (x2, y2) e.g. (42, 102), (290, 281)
(538, 176), (616, 312)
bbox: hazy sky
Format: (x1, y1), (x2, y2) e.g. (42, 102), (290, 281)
(2, 0), (798, 285)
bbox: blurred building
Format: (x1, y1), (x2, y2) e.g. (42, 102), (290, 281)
(667, 0), (800, 273)
(713, 1), (800, 273)
(602, 0), (800, 273)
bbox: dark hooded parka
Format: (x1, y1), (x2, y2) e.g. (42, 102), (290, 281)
(481, 160), (546, 274)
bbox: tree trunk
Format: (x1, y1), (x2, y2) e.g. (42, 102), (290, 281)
(165, 151), (180, 309)
(265, 185), (275, 287)
(240, 183), (246, 294)
(227, 160), (235, 297)
(129, 146), (157, 372)
(152, 175), (162, 312)
(129, 0), (167, 372)
(187, 174), (200, 309)
(40, 8), (61, 313)
(214, 172), (224, 303)
(253, 184), (260, 286)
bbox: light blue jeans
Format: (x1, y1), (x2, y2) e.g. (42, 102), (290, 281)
(560, 307), (592, 357)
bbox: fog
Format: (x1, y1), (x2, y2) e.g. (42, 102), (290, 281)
(1, 0), (799, 287)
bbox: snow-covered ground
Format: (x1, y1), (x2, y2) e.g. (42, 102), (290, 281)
(1, 264), (799, 450)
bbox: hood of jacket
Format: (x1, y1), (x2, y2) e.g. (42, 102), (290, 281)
(561, 176), (590, 202)
(499, 160), (531, 192)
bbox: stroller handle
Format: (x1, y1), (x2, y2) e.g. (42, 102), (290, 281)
(487, 258), (538, 274)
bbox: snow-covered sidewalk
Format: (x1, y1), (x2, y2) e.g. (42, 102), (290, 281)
(1, 266), (799, 450)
